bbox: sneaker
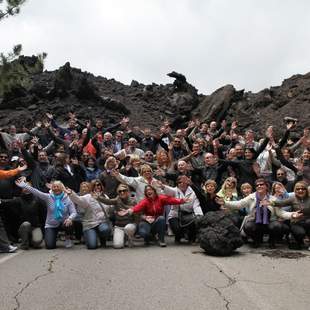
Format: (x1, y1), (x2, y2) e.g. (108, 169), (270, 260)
(64, 239), (73, 248)
(308, 246), (310, 251)
(8, 245), (18, 253)
(159, 242), (167, 247)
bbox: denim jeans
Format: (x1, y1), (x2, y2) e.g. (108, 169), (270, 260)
(45, 225), (73, 249)
(139, 216), (165, 243)
(83, 222), (112, 249)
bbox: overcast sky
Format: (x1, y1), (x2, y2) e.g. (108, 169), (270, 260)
(1, 0), (310, 94)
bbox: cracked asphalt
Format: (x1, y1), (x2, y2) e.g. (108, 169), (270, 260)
(0, 240), (310, 310)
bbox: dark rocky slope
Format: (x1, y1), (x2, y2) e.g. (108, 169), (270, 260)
(0, 56), (309, 136)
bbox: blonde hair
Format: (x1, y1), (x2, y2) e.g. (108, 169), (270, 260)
(129, 154), (141, 164)
(140, 164), (153, 176)
(203, 179), (217, 191)
(51, 181), (65, 192)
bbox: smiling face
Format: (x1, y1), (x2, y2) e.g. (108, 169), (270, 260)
(51, 182), (64, 195)
(255, 180), (268, 195)
(273, 183), (285, 196)
(244, 149), (254, 160)
(204, 153), (215, 166)
(204, 183), (216, 194)
(240, 183), (252, 197)
(145, 186), (156, 199)
(294, 182), (308, 199)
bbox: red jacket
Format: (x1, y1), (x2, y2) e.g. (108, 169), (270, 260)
(132, 195), (185, 217)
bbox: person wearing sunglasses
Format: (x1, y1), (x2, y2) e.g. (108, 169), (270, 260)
(96, 184), (137, 248)
(219, 178), (301, 248)
(270, 181), (310, 249)
(65, 180), (112, 249)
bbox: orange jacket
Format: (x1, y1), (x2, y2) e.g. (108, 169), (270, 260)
(0, 168), (20, 180)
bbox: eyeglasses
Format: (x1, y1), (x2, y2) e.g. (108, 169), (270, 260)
(295, 188), (306, 191)
(145, 154), (153, 157)
(95, 184), (102, 187)
(118, 190), (128, 193)
(0, 156), (8, 159)
(256, 183), (265, 187)
(277, 173), (285, 176)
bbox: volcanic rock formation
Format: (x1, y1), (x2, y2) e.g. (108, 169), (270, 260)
(0, 56), (309, 137)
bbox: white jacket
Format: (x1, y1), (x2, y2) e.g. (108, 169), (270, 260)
(165, 186), (203, 219)
(224, 192), (293, 222)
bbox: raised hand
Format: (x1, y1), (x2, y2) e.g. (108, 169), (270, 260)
(231, 121), (238, 130)
(43, 119), (51, 128)
(64, 187), (72, 195)
(17, 163), (28, 172)
(15, 176), (27, 186)
(68, 112), (76, 120)
(46, 113), (53, 120)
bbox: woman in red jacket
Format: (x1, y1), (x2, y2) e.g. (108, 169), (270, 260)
(127, 185), (189, 247)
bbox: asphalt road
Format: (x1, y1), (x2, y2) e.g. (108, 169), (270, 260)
(0, 239), (310, 310)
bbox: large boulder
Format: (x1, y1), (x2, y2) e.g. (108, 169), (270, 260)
(198, 211), (243, 256)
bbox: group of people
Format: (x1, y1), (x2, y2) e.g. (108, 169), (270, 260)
(0, 112), (309, 253)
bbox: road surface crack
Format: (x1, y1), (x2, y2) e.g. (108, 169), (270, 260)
(203, 260), (237, 310)
(13, 254), (58, 310)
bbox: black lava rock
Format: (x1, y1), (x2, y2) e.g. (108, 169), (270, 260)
(198, 211), (243, 256)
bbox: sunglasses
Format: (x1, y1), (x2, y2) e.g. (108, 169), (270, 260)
(0, 156), (8, 159)
(118, 190), (128, 194)
(295, 188), (306, 191)
(256, 183), (265, 187)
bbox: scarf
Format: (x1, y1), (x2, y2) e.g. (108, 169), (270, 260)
(51, 192), (65, 221)
(255, 192), (270, 225)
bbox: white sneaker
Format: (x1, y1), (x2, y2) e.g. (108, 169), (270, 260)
(8, 245), (18, 253)
(64, 239), (73, 248)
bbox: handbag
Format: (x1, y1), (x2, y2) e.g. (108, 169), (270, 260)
(179, 209), (196, 228)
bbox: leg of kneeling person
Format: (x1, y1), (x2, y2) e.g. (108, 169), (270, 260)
(45, 227), (58, 249)
(138, 221), (152, 243)
(152, 216), (166, 243)
(18, 221), (32, 249)
(31, 227), (43, 248)
(124, 223), (136, 247)
(84, 228), (98, 249)
(113, 227), (125, 249)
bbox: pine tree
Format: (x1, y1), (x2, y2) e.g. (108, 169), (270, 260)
(0, 0), (47, 97)
(0, 0), (26, 20)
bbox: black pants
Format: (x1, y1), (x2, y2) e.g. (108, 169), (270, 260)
(290, 219), (310, 245)
(169, 218), (197, 243)
(244, 220), (285, 245)
(0, 215), (10, 251)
